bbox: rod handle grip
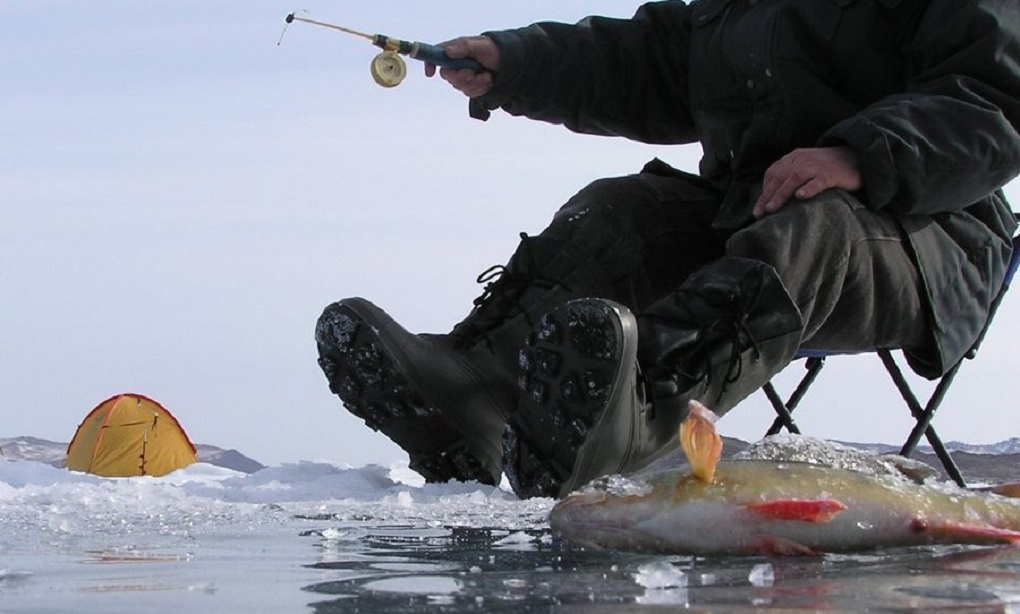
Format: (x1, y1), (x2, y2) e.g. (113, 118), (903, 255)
(412, 43), (483, 72)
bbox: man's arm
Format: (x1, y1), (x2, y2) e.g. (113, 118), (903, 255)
(817, 0), (1020, 215)
(430, 2), (699, 145)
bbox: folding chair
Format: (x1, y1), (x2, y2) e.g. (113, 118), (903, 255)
(761, 227), (1020, 488)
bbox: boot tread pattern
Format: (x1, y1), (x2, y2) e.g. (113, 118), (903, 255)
(504, 300), (622, 499)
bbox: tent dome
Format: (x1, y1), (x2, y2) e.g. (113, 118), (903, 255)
(66, 393), (197, 477)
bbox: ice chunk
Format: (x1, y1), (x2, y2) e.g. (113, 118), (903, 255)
(493, 531), (534, 546)
(634, 560), (687, 589)
(579, 473), (654, 498)
(362, 576), (463, 596)
(0, 569), (34, 584)
(734, 434), (936, 482)
(749, 562), (775, 587)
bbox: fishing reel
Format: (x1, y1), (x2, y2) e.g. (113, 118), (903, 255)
(281, 13), (481, 89)
(369, 49), (408, 88)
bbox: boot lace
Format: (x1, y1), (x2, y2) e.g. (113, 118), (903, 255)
(647, 286), (763, 406)
(450, 233), (568, 350)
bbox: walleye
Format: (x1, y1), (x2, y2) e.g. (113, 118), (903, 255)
(550, 401), (1020, 556)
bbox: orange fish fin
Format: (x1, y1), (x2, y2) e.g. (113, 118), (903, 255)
(990, 483), (1020, 499)
(747, 536), (822, 557)
(917, 520), (1020, 545)
(745, 499), (847, 523)
(679, 400), (723, 483)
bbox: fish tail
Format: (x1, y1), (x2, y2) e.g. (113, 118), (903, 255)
(914, 519), (1020, 545)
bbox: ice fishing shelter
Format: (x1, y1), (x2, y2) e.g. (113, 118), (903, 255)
(66, 393), (197, 477)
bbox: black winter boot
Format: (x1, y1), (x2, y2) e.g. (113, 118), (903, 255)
(504, 299), (644, 498)
(637, 257), (804, 420)
(315, 234), (607, 485)
(316, 298), (507, 485)
(505, 258), (803, 499)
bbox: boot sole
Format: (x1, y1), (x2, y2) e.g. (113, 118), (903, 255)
(315, 300), (500, 486)
(504, 299), (638, 498)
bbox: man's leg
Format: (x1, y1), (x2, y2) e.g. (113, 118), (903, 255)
(508, 188), (930, 498)
(640, 188), (929, 420)
(534, 160), (727, 313)
(316, 161), (723, 486)
(505, 164), (727, 497)
(725, 189), (928, 354)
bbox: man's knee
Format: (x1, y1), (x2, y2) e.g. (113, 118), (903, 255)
(549, 171), (721, 242)
(551, 175), (652, 228)
(725, 191), (858, 273)
(538, 175), (667, 263)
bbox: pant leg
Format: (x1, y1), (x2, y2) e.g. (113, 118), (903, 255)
(534, 160), (727, 312)
(725, 188), (929, 353)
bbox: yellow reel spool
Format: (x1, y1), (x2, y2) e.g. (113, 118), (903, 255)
(370, 51), (407, 88)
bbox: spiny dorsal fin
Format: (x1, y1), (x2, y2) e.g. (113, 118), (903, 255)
(679, 400), (723, 484)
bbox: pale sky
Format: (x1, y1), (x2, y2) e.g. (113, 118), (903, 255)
(3, 2), (1019, 468)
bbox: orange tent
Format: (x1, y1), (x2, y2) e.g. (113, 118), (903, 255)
(66, 393), (198, 477)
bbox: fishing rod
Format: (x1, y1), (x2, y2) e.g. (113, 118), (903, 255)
(280, 13), (482, 88)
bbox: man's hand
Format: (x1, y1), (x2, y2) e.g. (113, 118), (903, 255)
(424, 36), (501, 98)
(753, 147), (863, 218)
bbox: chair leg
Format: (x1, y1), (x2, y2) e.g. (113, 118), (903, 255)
(763, 357), (825, 436)
(877, 349), (967, 487)
(763, 382), (801, 435)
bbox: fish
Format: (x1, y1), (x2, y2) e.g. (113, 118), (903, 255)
(549, 401), (1020, 556)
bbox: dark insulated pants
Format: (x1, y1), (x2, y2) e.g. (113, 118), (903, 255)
(525, 161), (929, 400)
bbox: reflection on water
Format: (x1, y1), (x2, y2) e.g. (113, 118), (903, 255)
(301, 523), (1020, 612)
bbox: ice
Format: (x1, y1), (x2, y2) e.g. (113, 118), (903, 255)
(637, 587), (690, 606)
(734, 433), (939, 482)
(749, 562), (775, 587)
(0, 569), (34, 584)
(634, 560), (688, 589)
(579, 473), (654, 498)
(363, 575), (463, 596)
(635, 560), (690, 606)
(0, 456), (554, 611)
(0, 457), (537, 555)
(4, 456), (1020, 611)
(493, 531), (535, 546)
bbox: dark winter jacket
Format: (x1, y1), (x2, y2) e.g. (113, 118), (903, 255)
(475, 0), (1020, 378)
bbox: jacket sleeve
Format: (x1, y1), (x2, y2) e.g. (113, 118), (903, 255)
(474, 1), (698, 145)
(820, 0), (1020, 214)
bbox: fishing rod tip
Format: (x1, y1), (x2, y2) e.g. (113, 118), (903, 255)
(285, 13), (295, 24)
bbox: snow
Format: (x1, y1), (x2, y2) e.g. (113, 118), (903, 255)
(0, 459), (547, 540)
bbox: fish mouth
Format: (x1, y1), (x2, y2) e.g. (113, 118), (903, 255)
(550, 492), (653, 550)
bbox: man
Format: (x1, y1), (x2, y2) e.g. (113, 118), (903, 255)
(315, 1), (1020, 499)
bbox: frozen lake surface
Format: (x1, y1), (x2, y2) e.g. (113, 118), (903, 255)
(3, 458), (1020, 612)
